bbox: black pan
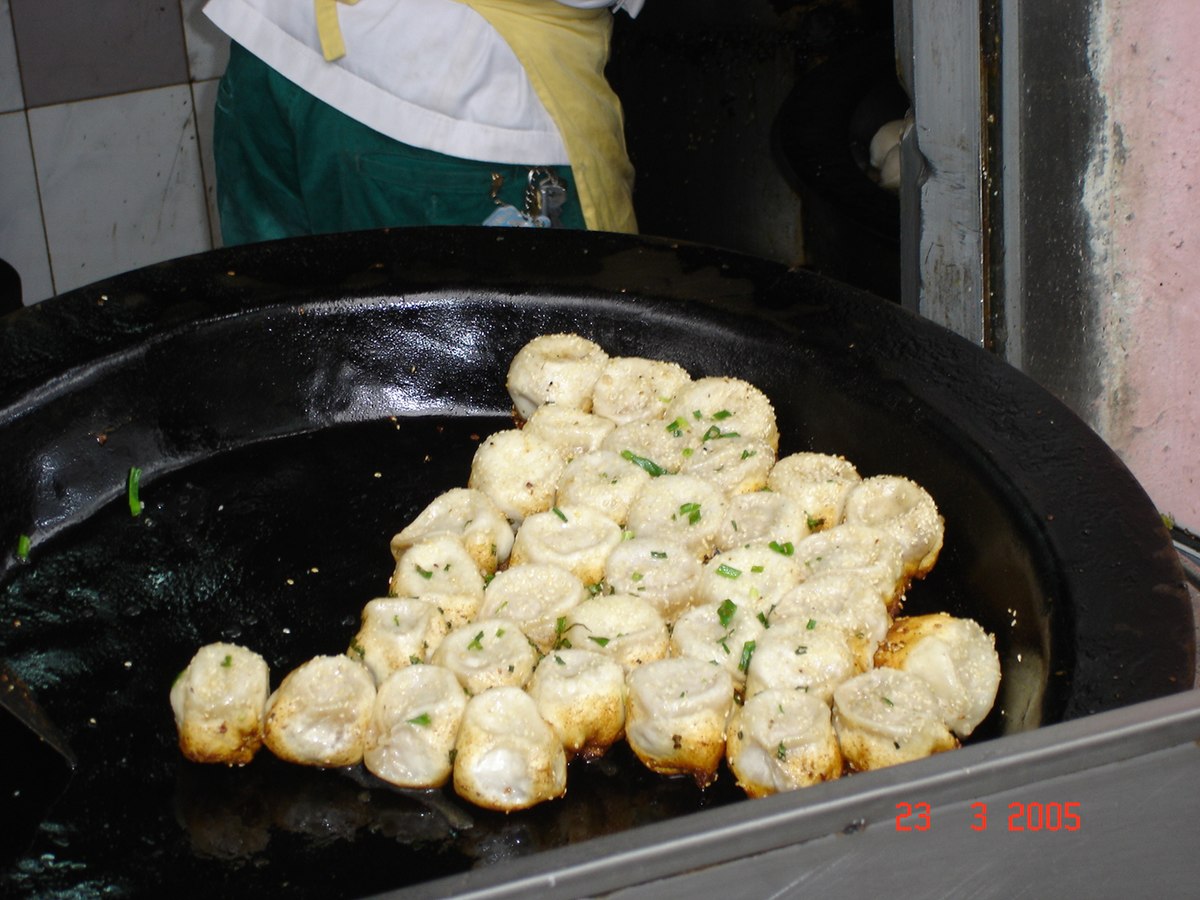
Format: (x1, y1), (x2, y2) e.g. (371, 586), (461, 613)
(0, 227), (1192, 897)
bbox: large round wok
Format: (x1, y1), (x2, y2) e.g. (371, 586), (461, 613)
(0, 228), (1192, 897)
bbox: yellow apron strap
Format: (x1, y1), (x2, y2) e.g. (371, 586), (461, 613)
(315, 0), (360, 62)
(457, 0), (637, 234)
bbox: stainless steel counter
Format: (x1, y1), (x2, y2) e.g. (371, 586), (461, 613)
(399, 687), (1200, 898)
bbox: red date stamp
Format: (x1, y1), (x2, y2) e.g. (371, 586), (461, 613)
(895, 801), (1081, 832)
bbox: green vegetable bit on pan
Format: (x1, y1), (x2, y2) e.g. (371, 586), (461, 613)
(715, 629), (734, 654)
(738, 639), (757, 673)
(128, 466), (144, 517)
(717, 598), (738, 627)
(553, 616), (572, 650)
(701, 424), (739, 442)
(620, 450), (665, 477)
(16, 534), (31, 561)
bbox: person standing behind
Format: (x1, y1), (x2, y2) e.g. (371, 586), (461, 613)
(203, 0), (644, 245)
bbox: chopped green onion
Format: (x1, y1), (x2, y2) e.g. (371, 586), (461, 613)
(554, 654), (566, 665)
(750, 564), (764, 573)
(776, 742), (788, 761)
(794, 645), (808, 655)
(128, 466), (144, 517)
(665, 416), (689, 437)
(738, 640), (757, 673)
(588, 635), (611, 647)
(552, 506), (568, 522)
(717, 598), (738, 627)
(806, 618), (818, 630)
(650, 550), (668, 559)
(554, 616), (572, 650)
(756, 611), (771, 628)
(881, 696), (895, 708)
(715, 563), (742, 579)
(415, 564), (434, 580)
(678, 502), (702, 524)
(467, 631), (484, 651)
(806, 515), (826, 530)
(768, 540), (795, 556)
(712, 409), (733, 420)
(407, 713), (432, 726)
(621, 450), (665, 477)
(741, 449), (756, 460)
(221, 654), (233, 668)
(16, 534), (31, 561)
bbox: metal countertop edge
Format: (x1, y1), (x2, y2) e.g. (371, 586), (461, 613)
(379, 688), (1200, 900)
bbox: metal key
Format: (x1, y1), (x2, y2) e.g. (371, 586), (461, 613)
(537, 177), (567, 228)
(523, 168), (567, 228)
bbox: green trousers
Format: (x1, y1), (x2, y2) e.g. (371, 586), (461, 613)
(213, 43), (586, 246)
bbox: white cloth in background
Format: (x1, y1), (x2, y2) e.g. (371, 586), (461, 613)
(203, 0), (642, 166)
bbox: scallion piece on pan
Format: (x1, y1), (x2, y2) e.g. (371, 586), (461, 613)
(620, 450), (665, 477)
(128, 466), (144, 517)
(16, 533), (31, 561)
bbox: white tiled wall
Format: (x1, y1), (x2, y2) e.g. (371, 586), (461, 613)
(0, 0), (229, 305)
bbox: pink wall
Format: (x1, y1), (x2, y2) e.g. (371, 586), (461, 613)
(1095, 0), (1200, 533)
